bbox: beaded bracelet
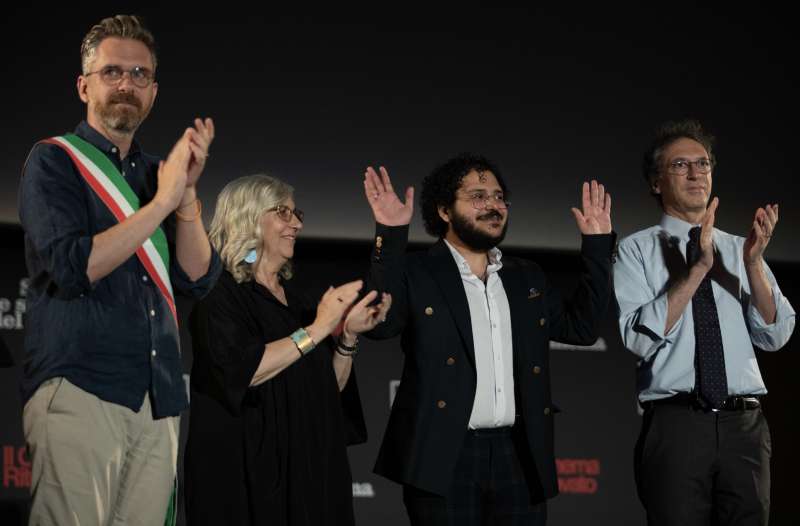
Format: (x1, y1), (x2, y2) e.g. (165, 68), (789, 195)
(335, 336), (358, 357)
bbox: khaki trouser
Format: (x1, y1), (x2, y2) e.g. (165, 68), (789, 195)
(23, 377), (179, 526)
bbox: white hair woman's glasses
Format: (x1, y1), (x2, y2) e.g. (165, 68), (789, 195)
(268, 205), (304, 223)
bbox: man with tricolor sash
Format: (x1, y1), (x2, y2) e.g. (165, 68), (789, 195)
(18, 15), (222, 525)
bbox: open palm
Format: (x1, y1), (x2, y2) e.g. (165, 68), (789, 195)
(363, 166), (414, 226)
(571, 180), (612, 234)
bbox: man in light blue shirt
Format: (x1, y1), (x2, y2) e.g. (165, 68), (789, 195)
(614, 119), (795, 526)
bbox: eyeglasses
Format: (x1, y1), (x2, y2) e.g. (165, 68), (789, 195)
(665, 158), (714, 176)
(268, 205), (304, 223)
(458, 192), (510, 210)
(84, 65), (155, 88)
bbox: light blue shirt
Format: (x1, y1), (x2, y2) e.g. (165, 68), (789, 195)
(614, 213), (796, 402)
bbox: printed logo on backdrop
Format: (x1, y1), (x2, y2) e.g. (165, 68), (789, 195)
(0, 278), (28, 330)
(549, 338), (607, 352)
(2, 445), (30, 489)
(557, 458), (600, 494)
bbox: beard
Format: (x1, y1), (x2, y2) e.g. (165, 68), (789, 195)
(449, 208), (508, 252)
(96, 91), (148, 133)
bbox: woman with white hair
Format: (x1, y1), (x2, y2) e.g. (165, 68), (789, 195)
(184, 174), (390, 525)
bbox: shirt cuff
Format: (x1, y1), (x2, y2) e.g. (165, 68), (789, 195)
(580, 232), (616, 257)
(748, 284), (796, 331)
(374, 223), (409, 259)
(171, 248), (223, 299)
(64, 235), (94, 296)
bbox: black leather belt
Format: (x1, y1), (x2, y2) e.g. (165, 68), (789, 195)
(642, 392), (762, 412)
(468, 425), (514, 437)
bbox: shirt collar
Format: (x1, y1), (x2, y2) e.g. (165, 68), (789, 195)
(659, 213), (701, 242)
(443, 239), (503, 277)
(75, 120), (142, 158)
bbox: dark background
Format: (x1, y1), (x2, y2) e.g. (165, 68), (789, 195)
(1, 5), (798, 260)
(1, 4), (797, 525)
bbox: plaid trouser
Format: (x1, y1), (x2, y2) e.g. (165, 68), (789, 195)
(403, 426), (547, 526)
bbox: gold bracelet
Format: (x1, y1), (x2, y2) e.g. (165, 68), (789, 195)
(175, 199), (202, 222)
(290, 327), (316, 356)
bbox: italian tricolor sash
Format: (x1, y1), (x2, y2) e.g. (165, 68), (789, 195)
(43, 134), (177, 327)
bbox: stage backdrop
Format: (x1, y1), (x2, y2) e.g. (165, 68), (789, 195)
(2, 6), (798, 262)
(1, 224), (798, 525)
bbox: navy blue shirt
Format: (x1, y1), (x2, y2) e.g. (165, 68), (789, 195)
(18, 121), (222, 418)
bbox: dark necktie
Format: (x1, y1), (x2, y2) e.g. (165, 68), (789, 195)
(686, 226), (728, 409)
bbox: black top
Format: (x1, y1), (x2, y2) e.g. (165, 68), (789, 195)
(17, 121), (221, 417)
(185, 270), (365, 525)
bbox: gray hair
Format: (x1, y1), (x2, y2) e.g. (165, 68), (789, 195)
(208, 174), (295, 283)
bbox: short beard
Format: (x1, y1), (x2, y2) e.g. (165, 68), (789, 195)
(96, 92), (146, 133)
(449, 208), (508, 252)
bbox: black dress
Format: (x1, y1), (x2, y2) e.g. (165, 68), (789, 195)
(184, 270), (365, 525)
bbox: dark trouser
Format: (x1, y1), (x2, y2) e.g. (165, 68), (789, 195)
(403, 426), (547, 526)
(635, 403), (771, 526)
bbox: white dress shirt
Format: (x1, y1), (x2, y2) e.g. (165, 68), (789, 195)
(444, 240), (516, 428)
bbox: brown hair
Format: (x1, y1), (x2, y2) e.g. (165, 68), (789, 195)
(80, 15), (157, 74)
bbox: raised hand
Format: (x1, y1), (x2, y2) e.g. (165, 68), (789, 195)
(696, 197), (718, 271)
(185, 117), (215, 188)
(363, 166), (414, 226)
(154, 133), (191, 211)
(743, 203), (778, 266)
(571, 180), (612, 235)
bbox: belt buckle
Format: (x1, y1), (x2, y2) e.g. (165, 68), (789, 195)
(742, 396), (760, 410)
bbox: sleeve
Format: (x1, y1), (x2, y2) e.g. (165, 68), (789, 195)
(613, 237), (683, 360)
(546, 233), (616, 345)
(746, 258), (796, 351)
(18, 143), (93, 299)
(363, 223), (410, 340)
(158, 206), (223, 299)
(189, 280), (265, 415)
(170, 243), (223, 299)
